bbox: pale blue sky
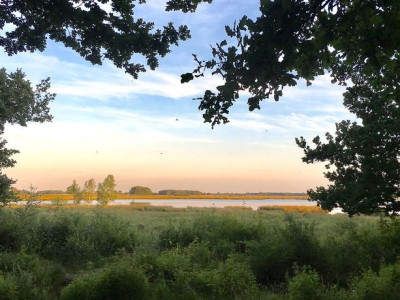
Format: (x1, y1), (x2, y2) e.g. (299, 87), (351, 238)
(1, 0), (352, 193)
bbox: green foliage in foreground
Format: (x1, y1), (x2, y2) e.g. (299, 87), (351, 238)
(0, 207), (400, 299)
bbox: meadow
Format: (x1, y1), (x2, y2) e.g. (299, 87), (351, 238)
(0, 205), (399, 299)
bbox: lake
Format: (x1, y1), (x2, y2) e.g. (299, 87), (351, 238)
(117, 198), (313, 210)
(17, 198), (344, 213)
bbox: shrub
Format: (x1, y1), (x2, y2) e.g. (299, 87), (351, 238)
(35, 210), (136, 265)
(351, 262), (400, 300)
(318, 219), (381, 286)
(158, 220), (197, 249)
(0, 207), (41, 252)
(288, 268), (321, 300)
(212, 256), (257, 298)
(0, 274), (17, 300)
(0, 209), (21, 251)
(159, 213), (263, 260)
(378, 218), (400, 264)
(248, 215), (321, 285)
(61, 262), (148, 300)
(0, 251), (66, 299)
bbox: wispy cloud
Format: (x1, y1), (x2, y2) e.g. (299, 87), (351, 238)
(228, 112), (340, 135)
(1, 51), (224, 100)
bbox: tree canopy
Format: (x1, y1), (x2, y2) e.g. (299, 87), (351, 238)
(296, 78), (400, 216)
(129, 186), (152, 195)
(66, 179), (83, 204)
(182, 0), (400, 126)
(97, 175), (116, 205)
(0, 0), (194, 78)
(82, 178), (96, 203)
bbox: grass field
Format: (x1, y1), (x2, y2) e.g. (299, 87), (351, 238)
(1, 205), (398, 299)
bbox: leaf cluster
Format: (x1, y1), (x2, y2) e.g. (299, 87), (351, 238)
(97, 174), (117, 205)
(296, 63), (400, 215)
(0, 68), (55, 206)
(0, 0), (192, 78)
(182, 0), (400, 126)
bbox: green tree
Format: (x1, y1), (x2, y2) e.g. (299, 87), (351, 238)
(129, 186), (152, 195)
(66, 179), (82, 204)
(296, 77), (400, 216)
(0, 68), (55, 206)
(97, 175), (116, 206)
(23, 184), (41, 207)
(82, 178), (96, 203)
(182, 0), (400, 215)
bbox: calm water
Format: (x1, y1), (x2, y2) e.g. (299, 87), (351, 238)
(117, 199), (313, 210)
(20, 198), (311, 209)
(16, 198), (343, 213)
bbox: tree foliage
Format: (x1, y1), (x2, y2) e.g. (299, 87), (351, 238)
(296, 77), (400, 216)
(0, 0), (192, 78)
(181, 0), (400, 215)
(1, 0), (399, 215)
(97, 175), (116, 206)
(0, 68), (55, 205)
(66, 179), (82, 204)
(0, 0), (202, 204)
(182, 0), (400, 126)
(82, 178), (96, 203)
(129, 186), (152, 195)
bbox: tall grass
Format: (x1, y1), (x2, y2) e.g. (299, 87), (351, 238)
(0, 206), (399, 299)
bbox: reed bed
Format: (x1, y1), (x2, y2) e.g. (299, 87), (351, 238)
(258, 205), (328, 213)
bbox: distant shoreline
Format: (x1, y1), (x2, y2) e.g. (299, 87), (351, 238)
(19, 193), (309, 201)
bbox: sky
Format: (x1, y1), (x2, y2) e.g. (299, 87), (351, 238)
(1, 0), (353, 193)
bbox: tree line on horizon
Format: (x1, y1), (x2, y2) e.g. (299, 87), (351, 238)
(20, 184), (307, 198)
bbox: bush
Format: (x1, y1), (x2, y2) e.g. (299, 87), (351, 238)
(0, 274), (17, 300)
(0, 209), (21, 251)
(212, 256), (257, 298)
(0, 207), (40, 252)
(378, 218), (400, 264)
(351, 262), (400, 300)
(61, 262), (148, 300)
(248, 215), (321, 285)
(159, 213), (262, 260)
(318, 219), (386, 286)
(0, 251), (66, 299)
(35, 210), (136, 265)
(288, 268), (321, 300)
(158, 220), (197, 249)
